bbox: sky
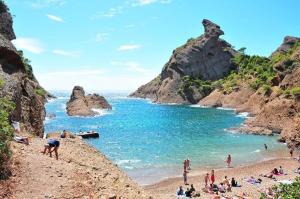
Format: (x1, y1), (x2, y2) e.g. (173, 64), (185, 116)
(5, 0), (300, 91)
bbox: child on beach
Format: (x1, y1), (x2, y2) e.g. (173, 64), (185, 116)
(183, 170), (188, 185)
(204, 173), (210, 187)
(226, 154), (232, 167)
(176, 186), (184, 196)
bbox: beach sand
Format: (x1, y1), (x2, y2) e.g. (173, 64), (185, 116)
(145, 152), (300, 199)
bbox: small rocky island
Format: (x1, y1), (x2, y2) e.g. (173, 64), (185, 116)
(66, 86), (111, 116)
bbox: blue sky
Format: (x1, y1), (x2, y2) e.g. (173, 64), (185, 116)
(6, 0), (300, 91)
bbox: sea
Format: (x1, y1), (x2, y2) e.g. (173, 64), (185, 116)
(44, 91), (287, 185)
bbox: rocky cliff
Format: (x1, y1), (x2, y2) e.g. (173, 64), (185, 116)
(0, 2), (47, 136)
(130, 19), (237, 104)
(66, 86), (112, 116)
(200, 36), (300, 148)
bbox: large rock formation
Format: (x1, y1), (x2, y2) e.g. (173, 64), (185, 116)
(200, 36), (300, 148)
(66, 86), (112, 116)
(0, 3), (47, 136)
(130, 19), (237, 104)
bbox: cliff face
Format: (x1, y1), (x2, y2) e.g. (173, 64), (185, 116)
(200, 36), (300, 148)
(66, 86), (112, 116)
(0, 4), (46, 136)
(130, 19), (237, 104)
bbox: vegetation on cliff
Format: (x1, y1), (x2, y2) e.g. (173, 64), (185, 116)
(0, 93), (15, 179)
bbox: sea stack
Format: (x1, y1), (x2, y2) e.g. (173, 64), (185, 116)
(130, 19), (237, 104)
(66, 86), (112, 116)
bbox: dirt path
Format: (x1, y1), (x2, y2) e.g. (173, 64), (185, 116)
(1, 136), (150, 199)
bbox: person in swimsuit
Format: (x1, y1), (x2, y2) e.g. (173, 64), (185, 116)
(289, 148), (294, 157)
(226, 154), (232, 167)
(42, 139), (60, 160)
(211, 170), (215, 185)
(183, 170), (188, 185)
(204, 173), (210, 187)
(264, 144), (268, 150)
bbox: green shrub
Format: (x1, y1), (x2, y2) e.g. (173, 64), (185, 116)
(18, 51), (36, 81)
(290, 87), (300, 95)
(0, 97), (15, 179)
(0, 77), (4, 89)
(260, 177), (300, 199)
(34, 88), (47, 96)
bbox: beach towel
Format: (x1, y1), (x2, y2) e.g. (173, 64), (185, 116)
(278, 180), (293, 185)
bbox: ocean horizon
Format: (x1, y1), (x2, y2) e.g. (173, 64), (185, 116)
(44, 91), (287, 185)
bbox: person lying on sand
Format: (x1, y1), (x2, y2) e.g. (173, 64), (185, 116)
(245, 176), (262, 184)
(42, 139), (60, 160)
(14, 135), (29, 145)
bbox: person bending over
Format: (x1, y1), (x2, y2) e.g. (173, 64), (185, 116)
(42, 139), (60, 160)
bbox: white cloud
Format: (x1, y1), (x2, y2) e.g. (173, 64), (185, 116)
(112, 61), (150, 73)
(102, 7), (123, 18)
(12, 38), (44, 54)
(31, 0), (66, 8)
(132, 0), (172, 6)
(95, 33), (109, 42)
(36, 68), (157, 91)
(52, 49), (80, 57)
(46, 14), (64, 23)
(117, 44), (141, 51)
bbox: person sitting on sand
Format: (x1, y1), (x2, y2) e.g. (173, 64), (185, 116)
(218, 183), (226, 193)
(231, 177), (241, 187)
(185, 187), (191, 197)
(177, 186), (184, 196)
(226, 154), (232, 167)
(204, 173), (210, 187)
(183, 170), (188, 185)
(272, 168), (279, 175)
(223, 176), (231, 191)
(189, 184), (196, 196)
(265, 187), (274, 199)
(279, 166), (284, 174)
(295, 167), (300, 174)
(42, 139), (60, 160)
(60, 130), (67, 138)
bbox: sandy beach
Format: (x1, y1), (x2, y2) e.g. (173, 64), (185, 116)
(145, 152), (300, 199)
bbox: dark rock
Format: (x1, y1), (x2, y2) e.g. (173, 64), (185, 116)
(0, 7), (46, 136)
(272, 36), (300, 56)
(130, 19), (237, 104)
(66, 86), (112, 116)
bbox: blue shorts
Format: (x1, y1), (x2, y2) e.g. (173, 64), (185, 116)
(48, 139), (60, 147)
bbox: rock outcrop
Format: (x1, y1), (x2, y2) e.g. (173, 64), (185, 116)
(130, 19), (237, 104)
(66, 86), (112, 116)
(0, 3), (47, 136)
(200, 36), (300, 148)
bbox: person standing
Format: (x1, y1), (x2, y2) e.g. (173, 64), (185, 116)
(210, 170), (215, 185)
(204, 173), (210, 187)
(183, 170), (188, 185)
(264, 144), (268, 150)
(226, 154), (232, 167)
(289, 148), (294, 157)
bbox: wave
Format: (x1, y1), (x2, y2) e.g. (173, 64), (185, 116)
(251, 149), (261, 153)
(216, 107), (235, 111)
(224, 128), (239, 134)
(116, 159), (141, 165)
(91, 108), (112, 116)
(236, 112), (251, 118)
(189, 104), (209, 108)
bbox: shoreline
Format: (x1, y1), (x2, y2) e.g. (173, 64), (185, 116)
(144, 152), (300, 199)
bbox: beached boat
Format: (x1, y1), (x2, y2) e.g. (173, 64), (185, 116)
(77, 131), (99, 139)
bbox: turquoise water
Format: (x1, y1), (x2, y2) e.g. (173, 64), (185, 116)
(45, 91), (286, 185)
